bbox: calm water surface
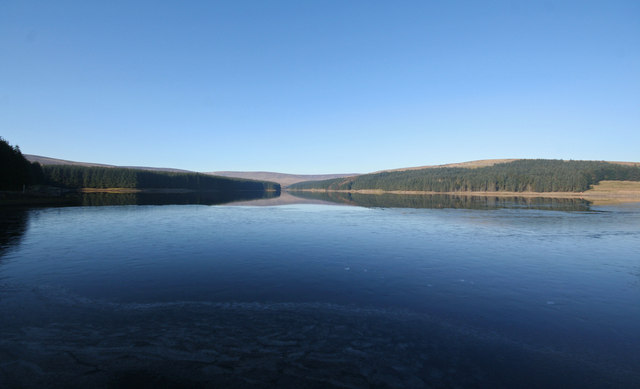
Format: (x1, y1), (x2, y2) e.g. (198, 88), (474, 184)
(1, 195), (639, 388)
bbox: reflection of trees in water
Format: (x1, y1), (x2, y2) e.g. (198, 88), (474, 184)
(80, 191), (279, 206)
(0, 191), (279, 256)
(289, 191), (592, 211)
(0, 208), (30, 257)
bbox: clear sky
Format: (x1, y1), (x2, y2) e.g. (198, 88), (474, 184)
(1, 1), (638, 174)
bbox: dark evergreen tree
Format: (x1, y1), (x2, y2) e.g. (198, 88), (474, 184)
(41, 165), (280, 193)
(0, 137), (44, 190)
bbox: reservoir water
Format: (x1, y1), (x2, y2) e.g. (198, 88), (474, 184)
(1, 193), (639, 388)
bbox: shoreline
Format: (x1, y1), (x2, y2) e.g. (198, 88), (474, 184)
(0, 187), (280, 206)
(288, 188), (640, 199)
(287, 181), (640, 205)
(79, 188), (280, 194)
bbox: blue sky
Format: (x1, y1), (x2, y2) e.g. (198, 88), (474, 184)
(2, 1), (638, 174)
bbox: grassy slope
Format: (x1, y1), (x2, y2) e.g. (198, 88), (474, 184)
(581, 180), (640, 203)
(374, 159), (519, 173)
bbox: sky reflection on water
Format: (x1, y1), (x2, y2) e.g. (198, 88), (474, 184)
(1, 197), (639, 387)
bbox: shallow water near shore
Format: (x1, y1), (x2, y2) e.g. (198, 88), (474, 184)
(1, 196), (639, 387)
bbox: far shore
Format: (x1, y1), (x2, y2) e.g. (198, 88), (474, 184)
(79, 188), (280, 193)
(0, 187), (280, 206)
(287, 181), (640, 205)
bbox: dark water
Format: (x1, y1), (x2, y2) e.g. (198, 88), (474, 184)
(1, 194), (639, 388)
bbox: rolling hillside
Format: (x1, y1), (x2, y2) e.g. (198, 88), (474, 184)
(20, 154), (279, 192)
(290, 159), (640, 193)
(24, 155), (356, 187)
(25, 154), (193, 173)
(373, 159), (519, 173)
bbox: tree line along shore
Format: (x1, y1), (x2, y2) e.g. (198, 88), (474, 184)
(289, 159), (640, 195)
(3, 137), (640, 203)
(0, 138), (280, 199)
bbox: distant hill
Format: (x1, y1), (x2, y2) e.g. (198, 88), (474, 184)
(25, 154), (193, 173)
(374, 159), (519, 173)
(373, 159), (640, 174)
(21, 154), (279, 192)
(290, 159), (640, 193)
(209, 171), (358, 187)
(24, 155), (357, 185)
